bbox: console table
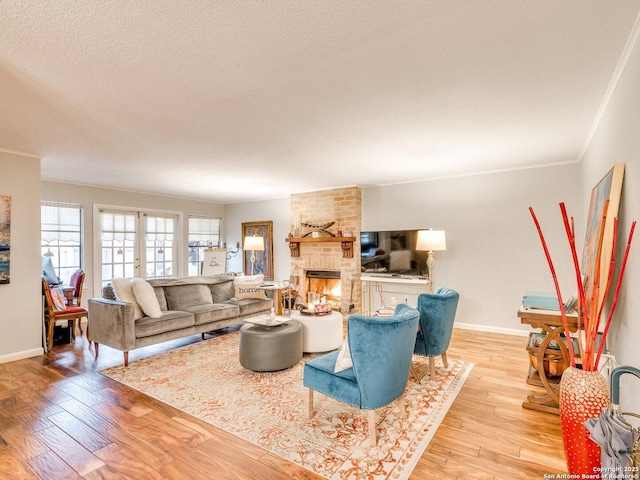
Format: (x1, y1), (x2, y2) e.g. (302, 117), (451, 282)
(518, 308), (579, 415)
(361, 275), (429, 315)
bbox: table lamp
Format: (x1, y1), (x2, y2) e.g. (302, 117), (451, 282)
(244, 235), (265, 275)
(416, 229), (446, 293)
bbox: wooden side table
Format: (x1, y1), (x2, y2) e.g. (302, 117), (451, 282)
(518, 308), (578, 415)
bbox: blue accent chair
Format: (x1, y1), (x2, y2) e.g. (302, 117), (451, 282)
(414, 287), (460, 381)
(303, 303), (420, 446)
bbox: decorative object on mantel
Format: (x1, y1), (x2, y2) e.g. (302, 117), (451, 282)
(416, 229), (446, 293)
(529, 169), (635, 477)
(301, 221), (335, 237)
(0, 195), (10, 285)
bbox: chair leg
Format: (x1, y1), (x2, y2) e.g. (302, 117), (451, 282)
(94, 342), (99, 358)
(368, 410), (377, 446)
(68, 320), (75, 339)
(429, 357), (436, 378)
(441, 352), (449, 368)
(124, 352), (129, 367)
(48, 320), (55, 352)
(410, 363), (422, 383)
(77, 317), (84, 335)
(306, 388), (314, 419)
(397, 395), (408, 419)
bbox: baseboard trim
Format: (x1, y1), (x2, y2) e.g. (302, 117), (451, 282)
(0, 347), (45, 365)
(454, 322), (529, 337)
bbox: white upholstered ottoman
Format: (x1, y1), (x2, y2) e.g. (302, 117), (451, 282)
(290, 310), (344, 353)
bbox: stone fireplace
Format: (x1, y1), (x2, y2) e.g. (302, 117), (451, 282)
(289, 187), (362, 313)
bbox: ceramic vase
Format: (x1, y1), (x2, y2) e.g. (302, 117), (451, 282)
(559, 366), (610, 476)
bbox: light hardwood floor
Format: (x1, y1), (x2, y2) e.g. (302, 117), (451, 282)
(0, 325), (568, 479)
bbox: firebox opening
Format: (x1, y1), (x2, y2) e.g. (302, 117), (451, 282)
(305, 270), (341, 310)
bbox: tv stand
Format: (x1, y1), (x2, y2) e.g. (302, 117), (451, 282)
(360, 275), (430, 315)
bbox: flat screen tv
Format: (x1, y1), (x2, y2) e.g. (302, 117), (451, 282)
(360, 230), (428, 277)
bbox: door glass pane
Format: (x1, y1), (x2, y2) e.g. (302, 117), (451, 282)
(145, 214), (175, 279)
(100, 211), (138, 287)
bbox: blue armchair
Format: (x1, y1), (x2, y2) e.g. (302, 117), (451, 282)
(414, 287), (459, 381)
(303, 303), (419, 446)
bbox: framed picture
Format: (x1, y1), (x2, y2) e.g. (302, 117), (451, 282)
(0, 195), (10, 285)
(242, 221), (274, 280)
(581, 164), (625, 305)
(201, 248), (227, 275)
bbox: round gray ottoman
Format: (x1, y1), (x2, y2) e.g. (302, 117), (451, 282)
(239, 320), (303, 372)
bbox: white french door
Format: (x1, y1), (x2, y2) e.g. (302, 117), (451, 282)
(95, 207), (179, 288)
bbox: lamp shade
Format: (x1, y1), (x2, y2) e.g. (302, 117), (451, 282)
(416, 230), (446, 251)
(244, 235), (265, 251)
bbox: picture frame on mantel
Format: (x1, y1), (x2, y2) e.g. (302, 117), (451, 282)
(581, 164), (625, 305)
(242, 220), (274, 280)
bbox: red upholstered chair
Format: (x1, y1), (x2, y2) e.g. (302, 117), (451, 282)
(42, 274), (88, 351)
(68, 269), (87, 335)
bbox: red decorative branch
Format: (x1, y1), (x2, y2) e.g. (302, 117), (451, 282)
(529, 206), (576, 366)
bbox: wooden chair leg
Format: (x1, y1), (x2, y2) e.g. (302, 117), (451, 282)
(368, 410), (377, 446)
(94, 342), (99, 358)
(68, 320), (76, 339)
(124, 352), (129, 367)
(77, 317), (84, 335)
(441, 352), (449, 368)
(48, 320), (55, 352)
(429, 357), (436, 378)
(410, 363), (422, 383)
(306, 388), (314, 419)
(397, 395), (408, 419)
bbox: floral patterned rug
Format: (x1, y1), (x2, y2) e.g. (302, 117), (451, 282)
(100, 332), (473, 479)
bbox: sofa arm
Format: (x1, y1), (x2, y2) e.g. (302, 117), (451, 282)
(88, 298), (137, 352)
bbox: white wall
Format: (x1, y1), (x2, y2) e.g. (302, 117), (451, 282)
(225, 197), (291, 284)
(0, 150), (43, 362)
(41, 181), (226, 299)
(580, 36), (640, 410)
(363, 164), (582, 335)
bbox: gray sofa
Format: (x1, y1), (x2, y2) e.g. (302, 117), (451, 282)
(88, 274), (273, 366)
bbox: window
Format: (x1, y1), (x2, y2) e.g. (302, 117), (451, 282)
(98, 208), (178, 287)
(41, 202), (83, 285)
(188, 216), (221, 275)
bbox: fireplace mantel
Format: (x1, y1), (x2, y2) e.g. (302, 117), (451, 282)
(286, 237), (355, 258)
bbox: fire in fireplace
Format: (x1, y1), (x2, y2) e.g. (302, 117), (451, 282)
(305, 270), (341, 308)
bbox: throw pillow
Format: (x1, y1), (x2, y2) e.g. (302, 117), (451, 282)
(111, 278), (144, 320)
(233, 279), (267, 300)
(50, 288), (67, 311)
(334, 337), (353, 373)
(132, 278), (162, 318)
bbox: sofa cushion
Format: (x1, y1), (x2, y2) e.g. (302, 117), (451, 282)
(180, 303), (240, 326)
(135, 311), (195, 338)
(164, 284), (213, 310)
(153, 286), (168, 311)
(210, 279), (235, 303)
(225, 297), (273, 317)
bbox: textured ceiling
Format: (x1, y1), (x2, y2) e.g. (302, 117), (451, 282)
(1, 1), (640, 203)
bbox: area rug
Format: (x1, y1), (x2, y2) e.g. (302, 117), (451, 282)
(100, 332), (473, 479)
